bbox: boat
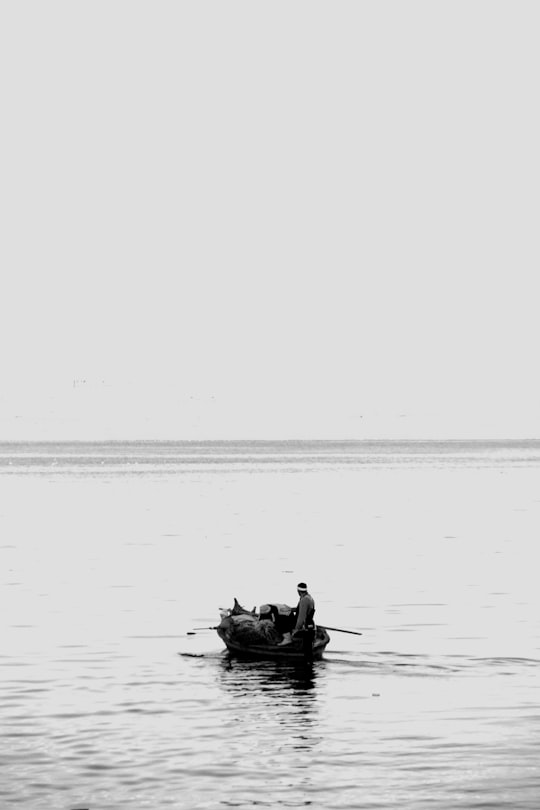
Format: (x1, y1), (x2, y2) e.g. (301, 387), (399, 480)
(216, 598), (331, 661)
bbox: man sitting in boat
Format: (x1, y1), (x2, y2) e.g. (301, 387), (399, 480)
(258, 603), (293, 631)
(278, 582), (315, 648)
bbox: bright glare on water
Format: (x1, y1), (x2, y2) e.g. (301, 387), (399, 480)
(1, 440), (539, 809)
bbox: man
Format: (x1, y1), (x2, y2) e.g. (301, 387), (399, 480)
(278, 582), (316, 659)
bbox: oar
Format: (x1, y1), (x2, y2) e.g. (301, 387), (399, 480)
(188, 626), (218, 634)
(319, 625), (363, 636)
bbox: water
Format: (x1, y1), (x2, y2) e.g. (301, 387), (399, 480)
(1, 440), (539, 809)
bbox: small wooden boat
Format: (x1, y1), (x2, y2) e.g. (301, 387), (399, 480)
(216, 598), (331, 661)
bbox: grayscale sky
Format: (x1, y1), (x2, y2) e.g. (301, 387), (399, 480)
(1, 2), (538, 440)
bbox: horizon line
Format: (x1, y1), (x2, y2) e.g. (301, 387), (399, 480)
(1, 437), (540, 445)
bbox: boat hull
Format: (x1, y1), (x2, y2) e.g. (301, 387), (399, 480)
(217, 623), (330, 661)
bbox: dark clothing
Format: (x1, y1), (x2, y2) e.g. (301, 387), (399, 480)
(296, 625), (315, 661)
(293, 592), (316, 660)
(266, 604), (293, 634)
(294, 592), (315, 633)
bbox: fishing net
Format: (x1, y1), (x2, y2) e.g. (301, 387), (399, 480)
(228, 615), (281, 645)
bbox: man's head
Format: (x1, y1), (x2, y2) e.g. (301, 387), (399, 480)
(297, 582), (308, 595)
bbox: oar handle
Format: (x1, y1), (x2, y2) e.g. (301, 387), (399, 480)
(319, 625), (363, 636)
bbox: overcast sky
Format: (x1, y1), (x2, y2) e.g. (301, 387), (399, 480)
(1, 2), (538, 440)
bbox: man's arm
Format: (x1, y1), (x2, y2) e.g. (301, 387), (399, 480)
(294, 597), (308, 632)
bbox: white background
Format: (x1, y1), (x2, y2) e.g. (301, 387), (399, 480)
(2, 2), (539, 440)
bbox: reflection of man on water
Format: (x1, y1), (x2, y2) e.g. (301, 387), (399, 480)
(279, 582), (315, 657)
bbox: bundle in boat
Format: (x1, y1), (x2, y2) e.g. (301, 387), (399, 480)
(219, 614), (281, 646)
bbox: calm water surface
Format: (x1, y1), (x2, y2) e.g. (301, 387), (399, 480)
(1, 440), (539, 809)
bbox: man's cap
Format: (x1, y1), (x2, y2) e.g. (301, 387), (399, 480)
(297, 582), (308, 591)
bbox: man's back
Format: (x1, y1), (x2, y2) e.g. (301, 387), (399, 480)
(295, 591), (315, 631)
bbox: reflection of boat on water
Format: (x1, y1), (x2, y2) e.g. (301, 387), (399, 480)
(216, 655), (322, 758)
(216, 598), (331, 661)
(218, 655), (319, 695)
